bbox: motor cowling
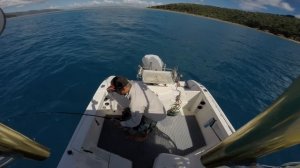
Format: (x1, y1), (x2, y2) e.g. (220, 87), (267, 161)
(142, 54), (164, 71)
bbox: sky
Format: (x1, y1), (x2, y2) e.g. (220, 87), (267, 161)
(1, 0), (300, 18)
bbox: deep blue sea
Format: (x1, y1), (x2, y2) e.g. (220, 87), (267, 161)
(1, 7), (300, 168)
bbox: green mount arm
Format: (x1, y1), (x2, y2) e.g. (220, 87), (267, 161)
(201, 77), (300, 167)
(0, 123), (50, 160)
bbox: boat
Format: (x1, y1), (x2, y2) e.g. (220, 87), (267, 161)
(0, 6), (299, 167)
(56, 54), (300, 168)
(1, 9), (239, 168)
(0, 54), (299, 167)
(57, 54), (236, 168)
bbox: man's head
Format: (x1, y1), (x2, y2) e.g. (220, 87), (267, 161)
(107, 76), (131, 95)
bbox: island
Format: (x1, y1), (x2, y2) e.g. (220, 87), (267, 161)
(6, 9), (61, 18)
(149, 3), (300, 43)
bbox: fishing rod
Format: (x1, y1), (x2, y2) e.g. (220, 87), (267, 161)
(33, 106), (132, 121)
(0, 112), (119, 163)
(34, 112), (121, 121)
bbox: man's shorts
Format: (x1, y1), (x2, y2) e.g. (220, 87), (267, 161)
(127, 116), (157, 136)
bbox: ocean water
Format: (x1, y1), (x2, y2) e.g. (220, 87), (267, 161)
(0, 7), (300, 167)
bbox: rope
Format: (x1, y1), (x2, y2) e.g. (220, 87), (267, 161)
(167, 81), (182, 116)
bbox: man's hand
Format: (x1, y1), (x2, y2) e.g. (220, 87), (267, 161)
(107, 85), (115, 93)
(111, 119), (122, 128)
(121, 107), (131, 121)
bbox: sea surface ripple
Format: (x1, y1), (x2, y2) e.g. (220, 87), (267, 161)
(0, 7), (299, 167)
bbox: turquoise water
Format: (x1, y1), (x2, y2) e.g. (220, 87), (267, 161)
(0, 7), (300, 167)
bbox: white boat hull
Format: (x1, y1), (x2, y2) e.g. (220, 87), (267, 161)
(58, 56), (235, 168)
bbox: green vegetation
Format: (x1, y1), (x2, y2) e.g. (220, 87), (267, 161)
(149, 3), (300, 42)
(6, 9), (61, 18)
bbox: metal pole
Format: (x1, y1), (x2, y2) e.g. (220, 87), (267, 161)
(0, 123), (50, 160)
(201, 77), (300, 167)
(0, 8), (6, 36)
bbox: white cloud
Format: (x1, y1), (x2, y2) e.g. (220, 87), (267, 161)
(239, 0), (294, 12)
(48, 5), (60, 9)
(67, 0), (161, 9)
(296, 14), (300, 19)
(0, 0), (161, 9)
(0, 0), (43, 8)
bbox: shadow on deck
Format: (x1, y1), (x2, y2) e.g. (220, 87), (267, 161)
(98, 115), (206, 168)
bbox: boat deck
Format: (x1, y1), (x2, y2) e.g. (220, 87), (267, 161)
(98, 113), (206, 168)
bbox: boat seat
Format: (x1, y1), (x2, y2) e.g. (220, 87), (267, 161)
(153, 153), (192, 168)
(153, 153), (204, 168)
(142, 70), (174, 84)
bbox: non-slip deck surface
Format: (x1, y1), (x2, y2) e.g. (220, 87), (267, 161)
(98, 115), (206, 168)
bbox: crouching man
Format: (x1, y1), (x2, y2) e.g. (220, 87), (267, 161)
(107, 76), (166, 141)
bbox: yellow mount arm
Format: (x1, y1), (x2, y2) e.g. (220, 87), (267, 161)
(0, 123), (50, 161)
(201, 77), (300, 167)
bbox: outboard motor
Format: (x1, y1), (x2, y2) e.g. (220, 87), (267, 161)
(138, 54), (179, 84)
(142, 54), (165, 71)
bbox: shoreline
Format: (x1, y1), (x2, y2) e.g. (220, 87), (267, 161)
(5, 7), (300, 45)
(148, 8), (300, 45)
(6, 9), (63, 20)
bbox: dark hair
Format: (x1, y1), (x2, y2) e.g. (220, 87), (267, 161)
(111, 76), (129, 92)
